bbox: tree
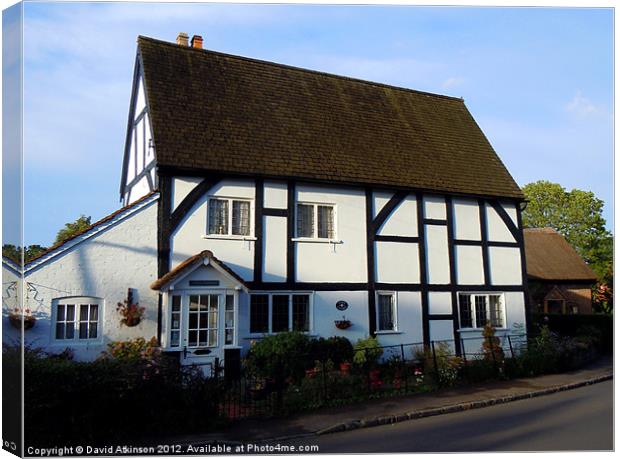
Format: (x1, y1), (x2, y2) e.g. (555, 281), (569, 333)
(522, 181), (613, 282)
(2, 244), (48, 264)
(55, 215), (92, 245)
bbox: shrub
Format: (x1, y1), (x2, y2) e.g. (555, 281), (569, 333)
(244, 332), (313, 382)
(532, 313), (612, 353)
(414, 342), (462, 387)
(481, 324), (505, 363)
(352, 336), (383, 368)
(309, 336), (354, 365)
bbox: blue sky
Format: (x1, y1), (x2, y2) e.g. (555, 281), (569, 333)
(3, 2), (614, 246)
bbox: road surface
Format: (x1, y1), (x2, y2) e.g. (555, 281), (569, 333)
(281, 379), (613, 453)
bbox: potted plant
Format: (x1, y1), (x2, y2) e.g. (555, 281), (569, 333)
(339, 361), (352, 375)
(8, 308), (36, 330)
(334, 316), (352, 330)
(116, 299), (145, 327)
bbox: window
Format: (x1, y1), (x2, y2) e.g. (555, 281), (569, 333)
(224, 294), (235, 345)
(54, 298), (101, 341)
(296, 203), (335, 239)
(545, 299), (565, 314)
(188, 294), (218, 347)
(170, 295), (182, 347)
(250, 293), (311, 334)
(207, 197), (252, 236)
(458, 293), (505, 329)
(377, 293), (397, 331)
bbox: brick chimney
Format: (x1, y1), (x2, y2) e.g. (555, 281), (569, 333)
(191, 35), (203, 49)
(176, 32), (189, 47)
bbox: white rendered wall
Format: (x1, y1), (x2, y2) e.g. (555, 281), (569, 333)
(375, 242), (420, 283)
(430, 320), (455, 351)
(170, 179), (256, 281)
(423, 195), (446, 220)
(18, 201), (159, 360)
(455, 245), (485, 285)
(489, 247), (523, 285)
(452, 198), (481, 240)
(425, 225), (450, 284)
(264, 181), (288, 209)
(263, 216), (287, 282)
(295, 185), (367, 283)
(376, 193), (417, 237)
(172, 176), (202, 211)
(486, 204), (516, 242)
(428, 291), (452, 315)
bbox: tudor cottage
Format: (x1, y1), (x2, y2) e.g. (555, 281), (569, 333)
(3, 34), (529, 374)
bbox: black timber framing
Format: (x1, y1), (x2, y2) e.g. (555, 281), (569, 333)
(254, 178), (264, 283)
(454, 239), (519, 248)
(157, 294), (163, 346)
(478, 199), (491, 285)
(445, 196), (462, 356)
(157, 175), (173, 278)
(169, 176), (220, 232)
(416, 192), (430, 346)
(487, 200), (521, 242)
(263, 208), (288, 217)
(124, 161), (156, 194)
(286, 181), (296, 284)
(365, 188), (377, 336)
(374, 235), (420, 243)
(371, 191), (409, 233)
(423, 218), (448, 226)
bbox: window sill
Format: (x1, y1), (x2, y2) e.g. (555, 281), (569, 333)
(375, 330), (402, 335)
(202, 235), (257, 241)
(458, 327), (509, 333)
(291, 238), (343, 244)
(50, 340), (103, 347)
(245, 333), (317, 339)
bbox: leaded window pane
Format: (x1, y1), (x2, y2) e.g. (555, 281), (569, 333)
(250, 295), (269, 333)
(292, 295), (310, 332)
(208, 199), (229, 235)
(317, 205), (335, 239)
(475, 295), (488, 328)
(272, 295), (290, 332)
(489, 295), (503, 328)
(458, 294), (473, 328)
(297, 204), (314, 238)
(232, 200), (251, 235)
(378, 294), (395, 331)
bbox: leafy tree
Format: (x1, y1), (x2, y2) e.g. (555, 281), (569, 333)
(2, 244), (48, 264)
(522, 181), (613, 282)
(54, 215), (92, 245)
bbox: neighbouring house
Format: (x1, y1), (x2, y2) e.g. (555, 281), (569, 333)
(524, 227), (598, 315)
(3, 33), (529, 374)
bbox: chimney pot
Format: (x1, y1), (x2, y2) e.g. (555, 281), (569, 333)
(176, 32), (189, 47)
(191, 35), (203, 49)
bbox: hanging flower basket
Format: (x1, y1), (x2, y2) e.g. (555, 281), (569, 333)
(8, 309), (36, 330)
(335, 319), (352, 330)
(117, 300), (145, 327)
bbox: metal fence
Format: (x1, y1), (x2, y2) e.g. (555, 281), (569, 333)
(211, 333), (532, 421)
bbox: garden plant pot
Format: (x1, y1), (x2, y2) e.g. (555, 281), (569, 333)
(122, 317), (141, 327)
(9, 314), (36, 330)
(334, 320), (352, 330)
(339, 362), (351, 375)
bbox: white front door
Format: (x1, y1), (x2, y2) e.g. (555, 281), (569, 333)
(173, 290), (237, 374)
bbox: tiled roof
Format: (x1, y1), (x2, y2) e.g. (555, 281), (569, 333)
(524, 228), (598, 282)
(150, 250), (248, 290)
(138, 36), (524, 199)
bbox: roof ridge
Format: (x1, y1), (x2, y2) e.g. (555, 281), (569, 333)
(25, 191), (159, 266)
(137, 35), (464, 103)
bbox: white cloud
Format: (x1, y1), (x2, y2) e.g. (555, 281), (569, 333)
(442, 76), (464, 89)
(565, 90), (599, 117)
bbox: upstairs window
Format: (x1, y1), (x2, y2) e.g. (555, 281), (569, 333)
(458, 293), (505, 329)
(296, 203), (335, 239)
(54, 298), (102, 341)
(208, 198), (252, 236)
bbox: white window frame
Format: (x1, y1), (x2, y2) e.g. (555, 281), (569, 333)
(205, 196), (255, 239)
(457, 292), (506, 330)
(375, 291), (399, 333)
(166, 290), (239, 350)
(51, 297), (103, 345)
(294, 202), (338, 241)
(249, 292), (314, 335)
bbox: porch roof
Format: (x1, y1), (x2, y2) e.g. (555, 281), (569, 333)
(150, 250), (249, 291)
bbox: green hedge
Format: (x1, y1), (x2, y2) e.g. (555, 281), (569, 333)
(532, 313), (612, 353)
(16, 346), (225, 447)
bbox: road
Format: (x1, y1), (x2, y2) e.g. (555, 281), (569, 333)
(282, 379), (613, 453)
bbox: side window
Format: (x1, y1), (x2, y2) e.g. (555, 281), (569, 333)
(54, 297), (102, 342)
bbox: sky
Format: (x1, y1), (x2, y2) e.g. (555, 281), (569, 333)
(1, 2), (614, 247)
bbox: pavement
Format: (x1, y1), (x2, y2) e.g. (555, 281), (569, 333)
(164, 355), (613, 446)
